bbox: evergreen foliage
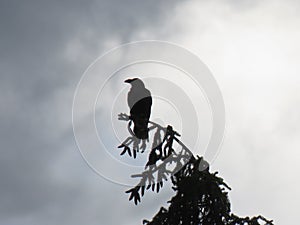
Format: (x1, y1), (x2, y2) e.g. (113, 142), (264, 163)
(118, 115), (274, 225)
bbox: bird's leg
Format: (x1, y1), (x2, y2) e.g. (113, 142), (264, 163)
(140, 139), (147, 153)
(133, 138), (140, 153)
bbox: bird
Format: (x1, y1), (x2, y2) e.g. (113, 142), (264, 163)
(125, 78), (152, 140)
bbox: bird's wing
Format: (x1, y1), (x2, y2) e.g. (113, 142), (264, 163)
(127, 89), (134, 109)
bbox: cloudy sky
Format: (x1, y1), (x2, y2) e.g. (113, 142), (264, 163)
(1, 0), (300, 224)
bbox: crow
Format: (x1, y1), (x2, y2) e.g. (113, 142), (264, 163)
(125, 78), (152, 140)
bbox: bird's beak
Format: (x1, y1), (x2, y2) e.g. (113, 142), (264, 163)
(124, 79), (132, 83)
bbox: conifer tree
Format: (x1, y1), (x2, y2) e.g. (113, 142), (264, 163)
(118, 114), (273, 225)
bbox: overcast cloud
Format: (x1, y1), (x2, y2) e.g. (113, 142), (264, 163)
(1, 0), (299, 224)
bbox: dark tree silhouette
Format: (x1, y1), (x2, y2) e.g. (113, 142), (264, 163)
(142, 155), (273, 225)
(118, 114), (274, 225)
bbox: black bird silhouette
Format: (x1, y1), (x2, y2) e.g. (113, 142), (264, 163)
(125, 78), (152, 139)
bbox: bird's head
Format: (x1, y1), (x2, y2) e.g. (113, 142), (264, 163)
(124, 78), (145, 88)
(124, 78), (138, 83)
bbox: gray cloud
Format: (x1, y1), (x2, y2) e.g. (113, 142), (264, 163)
(1, 0), (299, 224)
(0, 0), (182, 224)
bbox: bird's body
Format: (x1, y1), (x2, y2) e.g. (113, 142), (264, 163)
(125, 78), (152, 139)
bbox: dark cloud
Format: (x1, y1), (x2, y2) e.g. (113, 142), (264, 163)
(0, 0), (181, 224)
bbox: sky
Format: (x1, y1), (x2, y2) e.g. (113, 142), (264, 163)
(1, 0), (300, 224)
